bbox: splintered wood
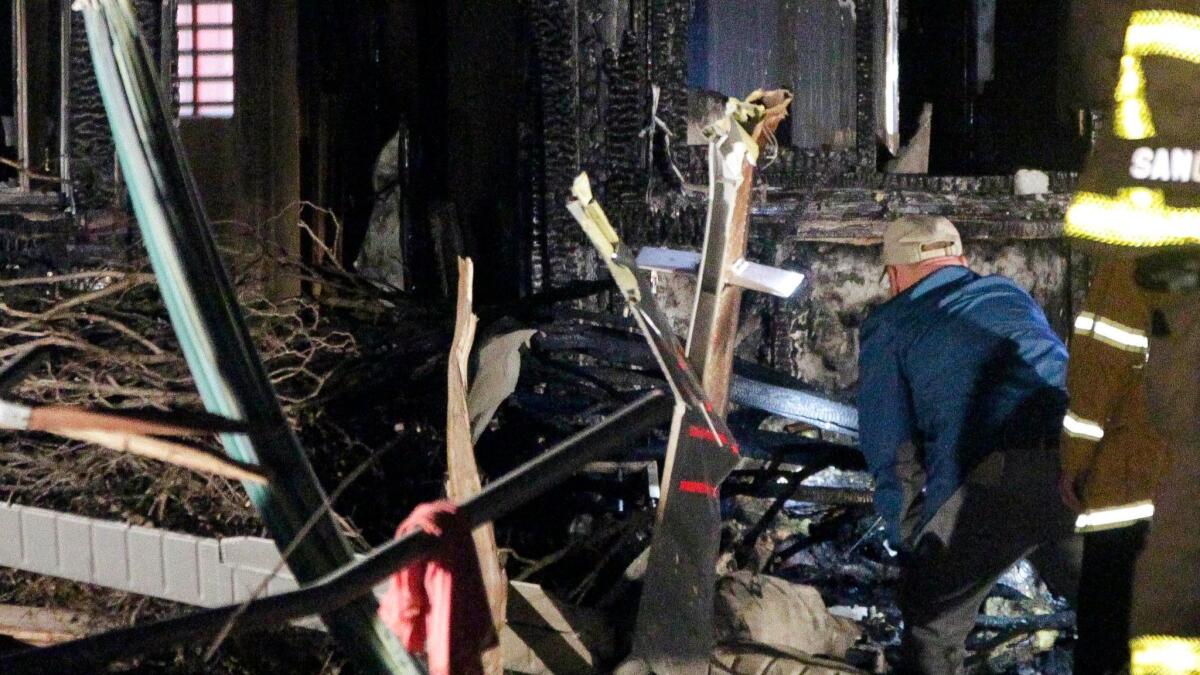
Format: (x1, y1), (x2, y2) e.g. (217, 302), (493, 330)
(445, 257), (507, 674)
(687, 89), (792, 416)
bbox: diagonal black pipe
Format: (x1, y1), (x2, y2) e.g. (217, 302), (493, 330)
(0, 391), (672, 674)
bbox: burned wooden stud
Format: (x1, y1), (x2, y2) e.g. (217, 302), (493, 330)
(685, 89), (794, 416)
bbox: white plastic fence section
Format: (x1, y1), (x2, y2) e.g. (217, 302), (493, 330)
(0, 502), (301, 607)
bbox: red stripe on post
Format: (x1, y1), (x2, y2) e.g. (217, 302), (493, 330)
(678, 480), (719, 498)
(687, 425), (727, 444)
(686, 424), (740, 456)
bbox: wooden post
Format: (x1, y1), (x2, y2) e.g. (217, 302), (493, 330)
(14, 0), (31, 192)
(686, 90), (792, 414)
(568, 175), (742, 674)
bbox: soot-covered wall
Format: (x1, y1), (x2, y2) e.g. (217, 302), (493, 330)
(67, 0), (166, 214)
(522, 0), (1085, 403)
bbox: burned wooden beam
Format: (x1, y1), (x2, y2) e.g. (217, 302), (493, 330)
(751, 187), (1073, 243)
(14, 0), (30, 192)
(686, 90), (792, 416)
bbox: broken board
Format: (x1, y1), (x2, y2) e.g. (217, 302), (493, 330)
(445, 257), (506, 674)
(567, 174), (740, 674)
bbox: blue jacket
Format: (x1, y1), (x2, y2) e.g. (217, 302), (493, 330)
(857, 266), (1068, 545)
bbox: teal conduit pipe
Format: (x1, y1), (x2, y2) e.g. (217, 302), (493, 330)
(76, 1), (421, 672)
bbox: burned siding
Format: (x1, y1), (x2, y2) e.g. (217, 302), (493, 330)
(525, 0), (692, 291)
(520, 0), (1085, 407)
(688, 0), (856, 149)
(645, 183), (1082, 402)
(758, 184), (1079, 400)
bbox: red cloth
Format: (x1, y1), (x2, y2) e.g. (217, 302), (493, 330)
(377, 500), (497, 675)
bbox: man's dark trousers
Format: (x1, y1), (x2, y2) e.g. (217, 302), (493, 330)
(895, 442), (1077, 674)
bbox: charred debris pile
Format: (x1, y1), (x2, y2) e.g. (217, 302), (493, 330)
(0, 216), (1071, 674)
(0, 223), (1070, 667)
(0, 6), (1074, 668)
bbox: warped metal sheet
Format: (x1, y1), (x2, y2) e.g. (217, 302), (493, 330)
(637, 246), (806, 298)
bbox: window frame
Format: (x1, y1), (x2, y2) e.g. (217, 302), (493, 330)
(175, 0), (235, 119)
(2, 0), (68, 201)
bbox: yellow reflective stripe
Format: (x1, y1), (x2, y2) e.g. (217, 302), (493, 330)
(1125, 11), (1200, 63)
(1132, 635), (1200, 675)
(1116, 56), (1155, 140)
(1065, 188), (1200, 248)
(1063, 411), (1105, 441)
(1114, 11), (1200, 140)
(1075, 500), (1154, 533)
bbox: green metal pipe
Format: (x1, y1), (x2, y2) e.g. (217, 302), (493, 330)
(76, 1), (419, 671)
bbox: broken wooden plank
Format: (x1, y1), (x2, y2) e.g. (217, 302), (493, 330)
(686, 90), (792, 416)
(0, 605), (91, 648)
(0, 399), (268, 484)
(445, 257), (507, 675)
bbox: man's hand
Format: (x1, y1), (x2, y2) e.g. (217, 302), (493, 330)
(1059, 471), (1085, 513)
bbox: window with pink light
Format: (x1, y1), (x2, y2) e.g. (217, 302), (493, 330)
(175, 1), (234, 119)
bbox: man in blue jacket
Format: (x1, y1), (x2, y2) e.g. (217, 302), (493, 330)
(858, 216), (1076, 674)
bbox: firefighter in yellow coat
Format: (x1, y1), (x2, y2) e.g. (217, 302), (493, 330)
(1064, 3), (1200, 672)
(1061, 258), (1169, 674)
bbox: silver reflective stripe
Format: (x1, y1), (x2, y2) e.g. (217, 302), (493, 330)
(1092, 317), (1150, 352)
(1075, 500), (1154, 533)
(1074, 312), (1097, 333)
(1063, 410), (1105, 441)
(1073, 311), (1149, 353)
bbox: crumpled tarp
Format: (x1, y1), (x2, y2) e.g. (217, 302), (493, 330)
(714, 572), (861, 660)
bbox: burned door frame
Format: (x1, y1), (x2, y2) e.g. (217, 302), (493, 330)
(3, 0), (70, 205)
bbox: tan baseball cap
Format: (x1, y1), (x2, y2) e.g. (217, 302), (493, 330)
(882, 215), (963, 265)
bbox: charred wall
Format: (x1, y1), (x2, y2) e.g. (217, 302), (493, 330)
(522, 0), (1086, 401)
(67, 0), (166, 214)
(524, 0), (693, 293)
(758, 184), (1081, 400)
